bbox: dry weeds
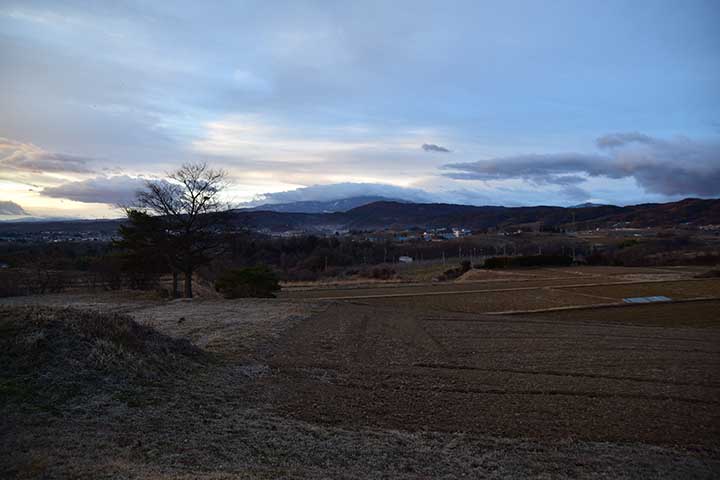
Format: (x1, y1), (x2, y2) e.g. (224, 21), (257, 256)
(2, 270), (720, 478)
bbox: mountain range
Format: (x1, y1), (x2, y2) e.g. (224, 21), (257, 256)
(230, 197), (720, 232)
(0, 197), (718, 236)
(243, 195), (405, 213)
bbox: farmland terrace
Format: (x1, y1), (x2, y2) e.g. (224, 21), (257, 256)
(1, 265), (719, 478)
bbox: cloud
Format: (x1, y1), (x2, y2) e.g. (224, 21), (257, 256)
(442, 134), (720, 197)
(596, 132), (654, 149)
(2, 2), (718, 215)
(242, 182), (433, 206)
(41, 175), (148, 205)
(559, 185), (591, 202)
(233, 70), (273, 94)
(0, 200), (28, 216)
(0, 137), (95, 174)
(422, 143), (451, 153)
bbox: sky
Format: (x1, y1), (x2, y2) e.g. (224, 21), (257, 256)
(1, 0), (719, 219)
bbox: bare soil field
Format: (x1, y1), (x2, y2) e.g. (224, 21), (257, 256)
(2, 266), (720, 478)
(266, 302), (720, 448)
(523, 299), (720, 328)
(562, 278), (720, 301)
(281, 275), (720, 317)
(361, 288), (609, 313)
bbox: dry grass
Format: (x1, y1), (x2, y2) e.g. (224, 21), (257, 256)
(2, 281), (720, 478)
(0, 307), (203, 412)
(130, 298), (317, 358)
(282, 277), (405, 290)
(455, 269), (554, 282)
(394, 261), (455, 282)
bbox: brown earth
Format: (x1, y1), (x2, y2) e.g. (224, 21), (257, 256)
(524, 299), (720, 328)
(2, 266), (720, 478)
(265, 302), (720, 448)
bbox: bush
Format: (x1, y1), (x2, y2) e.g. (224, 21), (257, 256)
(360, 266), (396, 280)
(617, 239), (640, 249)
(436, 261), (473, 281)
(215, 266), (281, 298)
(0, 267), (69, 297)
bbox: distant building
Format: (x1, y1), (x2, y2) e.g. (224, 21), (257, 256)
(452, 228), (472, 238)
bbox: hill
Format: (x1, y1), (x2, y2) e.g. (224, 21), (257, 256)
(0, 198), (718, 236)
(243, 195), (405, 213)
(230, 197), (720, 232)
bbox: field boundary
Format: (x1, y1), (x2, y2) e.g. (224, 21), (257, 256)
(486, 296), (720, 315)
(308, 278), (720, 301)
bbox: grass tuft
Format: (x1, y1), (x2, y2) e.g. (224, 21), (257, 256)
(0, 306), (203, 412)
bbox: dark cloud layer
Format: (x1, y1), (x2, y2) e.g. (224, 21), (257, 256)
(422, 143), (451, 153)
(595, 132), (654, 149)
(443, 134), (720, 197)
(42, 175), (147, 206)
(1, 3), (718, 212)
(244, 182), (432, 206)
(0, 200), (28, 216)
(44, 177), (436, 210)
(0, 138), (94, 174)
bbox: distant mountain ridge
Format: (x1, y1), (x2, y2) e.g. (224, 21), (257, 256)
(0, 197), (718, 235)
(570, 202), (611, 208)
(243, 195), (406, 213)
(229, 197), (720, 232)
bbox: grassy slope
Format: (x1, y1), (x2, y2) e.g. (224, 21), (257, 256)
(1, 298), (718, 479)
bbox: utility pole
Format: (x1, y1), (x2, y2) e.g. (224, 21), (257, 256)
(572, 212), (576, 234)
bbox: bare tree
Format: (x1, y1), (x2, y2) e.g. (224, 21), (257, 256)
(133, 163), (230, 298)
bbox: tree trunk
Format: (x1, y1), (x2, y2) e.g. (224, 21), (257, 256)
(172, 271), (179, 298)
(184, 270), (193, 298)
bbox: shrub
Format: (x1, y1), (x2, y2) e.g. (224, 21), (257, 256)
(215, 266), (281, 298)
(617, 239), (640, 249)
(436, 261), (473, 281)
(355, 266), (396, 280)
